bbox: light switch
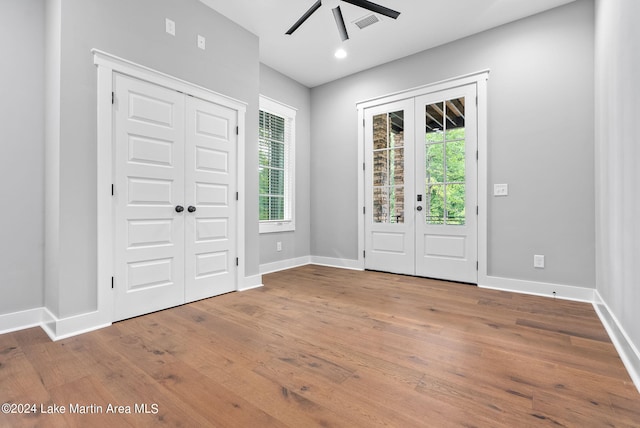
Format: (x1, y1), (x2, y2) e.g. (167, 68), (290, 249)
(165, 18), (175, 36)
(494, 183), (508, 196)
(197, 35), (206, 50)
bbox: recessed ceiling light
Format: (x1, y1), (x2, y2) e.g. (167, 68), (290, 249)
(335, 48), (347, 59)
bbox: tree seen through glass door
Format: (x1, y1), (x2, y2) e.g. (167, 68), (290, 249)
(425, 97), (466, 225)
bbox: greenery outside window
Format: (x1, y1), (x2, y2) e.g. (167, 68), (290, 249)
(259, 96), (296, 233)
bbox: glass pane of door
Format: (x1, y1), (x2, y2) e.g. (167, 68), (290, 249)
(423, 97), (466, 225)
(372, 110), (405, 224)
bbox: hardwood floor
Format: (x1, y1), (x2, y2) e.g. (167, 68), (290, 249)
(1, 265), (639, 427)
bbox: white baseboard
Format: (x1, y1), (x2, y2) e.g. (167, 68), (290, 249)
(238, 274), (264, 291)
(259, 256), (363, 275)
(41, 308), (112, 341)
(260, 256), (312, 275)
(1, 274), (264, 339)
(479, 275), (595, 302)
(593, 291), (640, 394)
(480, 276), (639, 392)
(0, 307), (44, 335)
(309, 256), (363, 271)
(0, 307), (110, 341)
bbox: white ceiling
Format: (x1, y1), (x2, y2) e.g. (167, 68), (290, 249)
(200, 0), (576, 88)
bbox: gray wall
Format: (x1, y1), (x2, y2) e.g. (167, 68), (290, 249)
(50, 0), (259, 318)
(595, 0), (640, 362)
(310, 0), (595, 288)
(259, 64), (311, 266)
(0, 0), (45, 315)
(0, 0), (602, 322)
(44, 0), (62, 318)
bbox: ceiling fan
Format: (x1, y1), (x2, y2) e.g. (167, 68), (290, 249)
(285, 0), (401, 42)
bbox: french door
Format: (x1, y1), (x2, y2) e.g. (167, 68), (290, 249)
(364, 100), (415, 274)
(113, 73), (237, 321)
(364, 84), (477, 283)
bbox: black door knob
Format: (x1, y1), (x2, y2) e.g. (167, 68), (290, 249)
(417, 205), (423, 211)
(175, 205), (184, 213)
(187, 205), (196, 213)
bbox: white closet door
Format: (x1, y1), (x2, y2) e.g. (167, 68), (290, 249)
(113, 73), (186, 321)
(184, 96), (237, 302)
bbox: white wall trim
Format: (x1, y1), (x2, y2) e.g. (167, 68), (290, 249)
(356, 70), (491, 110)
(479, 276), (595, 302)
(0, 308), (108, 341)
(238, 275), (264, 292)
(93, 50), (247, 110)
(310, 256), (363, 271)
(236, 94), (248, 294)
(40, 308), (112, 342)
(258, 256), (363, 275)
(356, 105), (365, 270)
(260, 256), (312, 275)
(593, 291), (640, 394)
(476, 76), (490, 285)
(0, 308), (44, 335)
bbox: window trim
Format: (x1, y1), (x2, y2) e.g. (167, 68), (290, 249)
(259, 95), (296, 234)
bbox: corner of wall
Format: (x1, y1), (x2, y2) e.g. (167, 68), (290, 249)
(593, 291), (640, 394)
(44, 0), (62, 318)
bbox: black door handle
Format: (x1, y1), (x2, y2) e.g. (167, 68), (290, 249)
(187, 205), (196, 213)
(417, 206), (423, 211)
(175, 205), (184, 213)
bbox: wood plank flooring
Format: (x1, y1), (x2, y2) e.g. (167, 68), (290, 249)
(1, 265), (639, 427)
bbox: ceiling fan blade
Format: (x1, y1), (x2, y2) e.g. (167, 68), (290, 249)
(332, 6), (349, 41)
(286, 0), (323, 35)
(341, 0), (400, 19)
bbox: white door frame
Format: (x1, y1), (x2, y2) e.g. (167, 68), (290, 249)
(93, 50), (247, 325)
(356, 70), (489, 281)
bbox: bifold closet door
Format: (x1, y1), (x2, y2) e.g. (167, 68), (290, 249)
(113, 73), (186, 321)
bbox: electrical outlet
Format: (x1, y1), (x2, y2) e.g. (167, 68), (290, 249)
(197, 35), (206, 50)
(494, 183), (509, 196)
(276, 242), (282, 252)
(165, 18), (175, 36)
(534, 254), (545, 268)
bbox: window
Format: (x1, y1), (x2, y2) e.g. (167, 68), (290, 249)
(259, 96), (296, 233)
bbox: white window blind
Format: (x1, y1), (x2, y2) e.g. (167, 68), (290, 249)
(259, 96), (296, 233)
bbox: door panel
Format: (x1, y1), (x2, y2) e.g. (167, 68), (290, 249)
(415, 85), (477, 283)
(114, 73), (185, 321)
(364, 99), (415, 275)
(184, 96), (237, 302)
(127, 219), (173, 248)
